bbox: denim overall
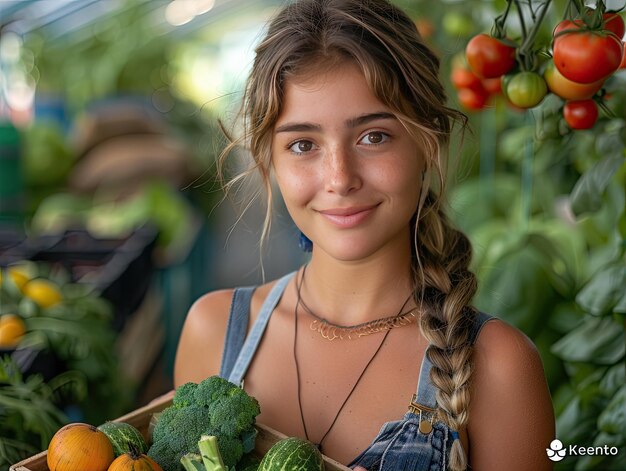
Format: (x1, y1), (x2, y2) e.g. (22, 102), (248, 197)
(219, 272), (495, 471)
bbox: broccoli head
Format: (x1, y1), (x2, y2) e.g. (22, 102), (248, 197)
(173, 382), (197, 408)
(147, 376), (261, 470)
(209, 388), (260, 437)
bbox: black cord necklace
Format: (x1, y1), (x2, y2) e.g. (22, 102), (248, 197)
(292, 266), (413, 451)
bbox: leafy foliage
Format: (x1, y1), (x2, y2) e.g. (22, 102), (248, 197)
(0, 356), (85, 470)
(0, 262), (131, 427)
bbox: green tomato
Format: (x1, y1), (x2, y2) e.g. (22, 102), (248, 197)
(505, 72), (548, 108)
(500, 73), (515, 102)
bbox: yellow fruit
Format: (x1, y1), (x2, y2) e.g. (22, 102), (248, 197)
(0, 314), (26, 347)
(0, 263), (33, 289)
(8, 268), (30, 289)
(22, 279), (63, 308)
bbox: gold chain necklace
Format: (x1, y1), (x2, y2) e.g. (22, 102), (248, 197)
(293, 267), (413, 451)
(297, 265), (419, 340)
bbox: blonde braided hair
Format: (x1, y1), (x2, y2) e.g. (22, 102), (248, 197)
(218, 1), (478, 468)
(414, 192), (478, 470)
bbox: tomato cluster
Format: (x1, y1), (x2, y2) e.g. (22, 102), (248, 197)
(454, 7), (626, 131)
(451, 53), (503, 110)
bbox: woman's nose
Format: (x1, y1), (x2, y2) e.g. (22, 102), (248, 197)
(324, 145), (362, 195)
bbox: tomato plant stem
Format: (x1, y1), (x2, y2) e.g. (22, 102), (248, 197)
(518, 0), (553, 70)
(493, 0), (514, 38)
(514, 0), (528, 38)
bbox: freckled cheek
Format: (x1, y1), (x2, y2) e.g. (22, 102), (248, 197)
(275, 166), (319, 207)
(368, 165), (421, 199)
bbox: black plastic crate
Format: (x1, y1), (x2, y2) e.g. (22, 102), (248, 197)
(29, 226), (159, 332)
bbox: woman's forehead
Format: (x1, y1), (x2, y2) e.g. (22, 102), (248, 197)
(276, 63), (392, 125)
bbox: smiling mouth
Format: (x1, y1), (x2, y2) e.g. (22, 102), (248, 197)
(317, 204), (379, 228)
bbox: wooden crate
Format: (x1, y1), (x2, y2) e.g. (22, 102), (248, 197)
(10, 394), (350, 471)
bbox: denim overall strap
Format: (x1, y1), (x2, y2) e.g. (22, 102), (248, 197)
(227, 271), (296, 386)
(414, 311), (495, 408)
(219, 286), (256, 379)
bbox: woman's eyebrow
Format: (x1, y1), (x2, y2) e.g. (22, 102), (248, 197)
(275, 112), (397, 134)
(275, 122), (321, 133)
(346, 112), (397, 128)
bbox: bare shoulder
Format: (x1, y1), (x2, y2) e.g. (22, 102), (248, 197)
(468, 318), (556, 471)
(173, 289), (235, 387)
(473, 318), (543, 372)
(173, 277), (286, 389)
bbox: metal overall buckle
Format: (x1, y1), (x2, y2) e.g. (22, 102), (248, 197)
(409, 394), (437, 434)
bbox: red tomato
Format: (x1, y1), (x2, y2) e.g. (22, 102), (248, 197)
(603, 13), (625, 39)
(451, 67), (484, 92)
(457, 87), (490, 111)
(482, 77), (502, 95)
(553, 31), (623, 83)
(505, 72), (548, 108)
(553, 13), (624, 39)
(563, 99), (599, 129)
(544, 61), (604, 100)
(465, 34), (516, 78)
(553, 19), (581, 38)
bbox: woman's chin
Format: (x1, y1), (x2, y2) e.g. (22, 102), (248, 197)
(313, 240), (383, 263)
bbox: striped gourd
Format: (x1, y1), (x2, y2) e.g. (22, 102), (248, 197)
(259, 437), (324, 471)
(97, 421), (148, 457)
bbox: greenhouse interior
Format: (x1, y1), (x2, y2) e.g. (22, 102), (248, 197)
(0, 0), (624, 470)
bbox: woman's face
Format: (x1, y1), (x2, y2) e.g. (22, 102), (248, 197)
(271, 62), (425, 262)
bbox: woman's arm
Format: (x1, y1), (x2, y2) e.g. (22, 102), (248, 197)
(173, 289), (234, 387)
(468, 319), (556, 470)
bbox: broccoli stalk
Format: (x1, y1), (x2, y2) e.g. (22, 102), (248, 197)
(181, 453), (205, 471)
(199, 435), (227, 471)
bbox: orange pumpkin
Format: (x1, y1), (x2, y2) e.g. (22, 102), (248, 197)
(107, 446), (163, 471)
(47, 423), (114, 471)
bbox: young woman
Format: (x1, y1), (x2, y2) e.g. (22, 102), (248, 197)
(174, 1), (556, 470)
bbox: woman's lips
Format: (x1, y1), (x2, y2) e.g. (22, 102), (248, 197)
(317, 204), (378, 228)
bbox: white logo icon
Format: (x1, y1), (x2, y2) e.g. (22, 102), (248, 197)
(547, 439), (567, 461)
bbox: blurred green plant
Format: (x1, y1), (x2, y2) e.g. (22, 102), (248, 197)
(0, 262), (132, 427)
(449, 67), (625, 469)
(0, 356), (85, 471)
(22, 0), (224, 218)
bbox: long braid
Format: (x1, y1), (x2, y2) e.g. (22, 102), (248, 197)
(414, 193), (478, 471)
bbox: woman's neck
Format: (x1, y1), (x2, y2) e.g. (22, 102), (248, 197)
(301, 247), (415, 326)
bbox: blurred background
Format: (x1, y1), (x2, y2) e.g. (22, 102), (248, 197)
(0, 0), (624, 470)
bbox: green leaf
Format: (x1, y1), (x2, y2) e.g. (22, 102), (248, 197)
(576, 264), (626, 316)
(555, 394), (598, 445)
(547, 302), (585, 334)
(526, 231), (578, 297)
(576, 430), (626, 471)
(551, 316), (625, 364)
(17, 297), (39, 318)
(598, 385), (625, 435)
(600, 364), (626, 397)
(474, 240), (558, 337)
(614, 291), (626, 314)
(570, 154), (625, 216)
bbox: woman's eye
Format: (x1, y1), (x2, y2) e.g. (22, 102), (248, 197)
(288, 140), (315, 154)
(360, 131), (389, 145)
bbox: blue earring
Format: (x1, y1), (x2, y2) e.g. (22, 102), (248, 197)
(298, 232), (313, 252)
